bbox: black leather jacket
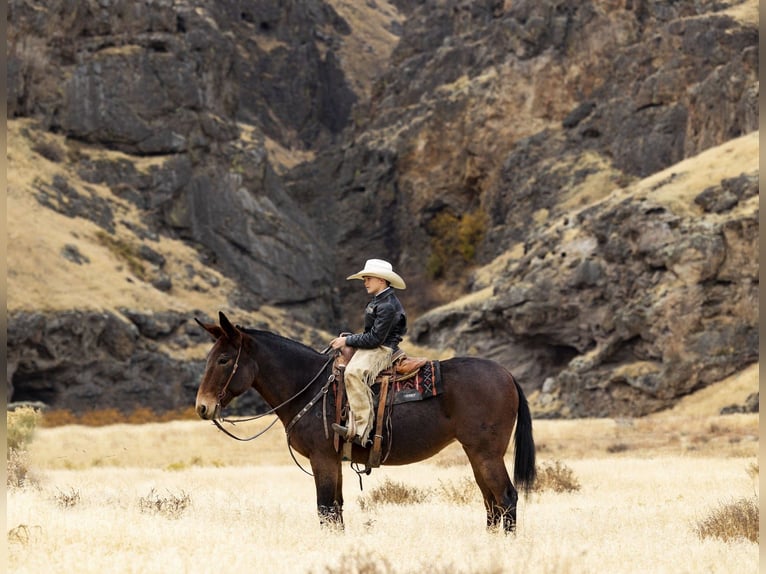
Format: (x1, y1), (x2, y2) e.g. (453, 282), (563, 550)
(345, 288), (407, 351)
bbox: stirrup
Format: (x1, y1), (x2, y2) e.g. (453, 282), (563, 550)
(352, 434), (372, 448)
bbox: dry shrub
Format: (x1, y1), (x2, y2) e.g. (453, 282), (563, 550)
(7, 448), (37, 489)
(321, 548), (502, 574)
(357, 477), (429, 511)
(426, 209), (487, 279)
(7, 407), (42, 488)
(165, 457), (205, 471)
(695, 497), (758, 543)
(7, 407), (42, 452)
(533, 460), (581, 493)
(7, 524), (43, 546)
(138, 488), (192, 519)
(321, 549), (393, 574)
(54, 488), (81, 508)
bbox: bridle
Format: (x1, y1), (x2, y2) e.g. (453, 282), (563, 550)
(216, 340), (244, 406)
(210, 342), (336, 451)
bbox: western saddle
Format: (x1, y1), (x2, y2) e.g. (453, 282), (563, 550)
(332, 347), (428, 469)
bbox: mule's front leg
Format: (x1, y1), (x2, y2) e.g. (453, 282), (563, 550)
(317, 503), (343, 526)
(312, 458), (344, 529)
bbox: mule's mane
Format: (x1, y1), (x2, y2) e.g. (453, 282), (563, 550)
(239, 327), (324, 357)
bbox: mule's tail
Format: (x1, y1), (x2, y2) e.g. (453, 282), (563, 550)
(512, 375), (536, 494)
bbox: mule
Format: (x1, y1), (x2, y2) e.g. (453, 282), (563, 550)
(195, 312), (536, 532)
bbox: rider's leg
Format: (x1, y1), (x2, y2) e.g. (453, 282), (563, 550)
(339, 346), (391, 442)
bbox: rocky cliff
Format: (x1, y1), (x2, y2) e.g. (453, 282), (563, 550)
(6, 0), (758, 417)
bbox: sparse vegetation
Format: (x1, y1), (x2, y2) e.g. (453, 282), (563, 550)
(8, 406), (42, 452)
(6, 428), (759, 573)
(533, 460), (581, 493)
(695, 497), (758, 543)
(7, 406), (43, 488)
(357, 477), (430, 511)
(426, 209), (487, 279)
(7, 448), (35, 489)
(322, 549), (393, 574)
(138, 488), (191, 519)
(94, 230), (148, 280)
(165, 456), (208, 471)
(54, 488), (81, 508)
(7, 524), (43, 546)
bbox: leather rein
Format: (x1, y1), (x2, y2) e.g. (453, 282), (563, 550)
(211, 343), (336, 459)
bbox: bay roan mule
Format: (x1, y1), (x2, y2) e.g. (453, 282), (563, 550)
(195, 312), (536, 532)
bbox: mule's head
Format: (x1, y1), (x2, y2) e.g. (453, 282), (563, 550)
(195, 312), (256, 420)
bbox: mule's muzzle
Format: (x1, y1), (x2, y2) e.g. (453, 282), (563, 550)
(196, 400), (219, 421)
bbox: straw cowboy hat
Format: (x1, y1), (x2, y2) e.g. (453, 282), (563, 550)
(346, 259), (406, 289)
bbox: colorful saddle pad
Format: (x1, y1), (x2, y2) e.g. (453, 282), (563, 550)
(377, 360), (443, 405)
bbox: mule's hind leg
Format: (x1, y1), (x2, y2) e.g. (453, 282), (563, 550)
(463, 448), (519, 533)
(465, 454), (502, 528)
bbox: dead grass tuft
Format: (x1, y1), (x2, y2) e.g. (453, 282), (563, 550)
(138, 488), (192, 519)
(7, 407), (43, 488)
(695, 497), (758, 543)
(321, 549), (393, 574)
(7, 448), (37, 489)
(358, 477), (430, 511)
(533, 460), (581, 493)
(54, 488), (81, 508)
(7, 524), (43, 546)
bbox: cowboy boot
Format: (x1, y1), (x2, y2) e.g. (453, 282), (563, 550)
(331, 422), (353, 440)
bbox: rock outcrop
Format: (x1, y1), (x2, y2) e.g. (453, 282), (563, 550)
(410, 137), (758, 416)
(7, 0), (758, 417)
(8, 0), (374, 327)
(288, 0), (758, 310)
(7, 310), (206, 413)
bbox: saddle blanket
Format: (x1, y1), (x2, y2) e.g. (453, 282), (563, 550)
(375, 360), (443, 405)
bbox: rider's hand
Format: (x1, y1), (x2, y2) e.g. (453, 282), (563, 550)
(330, 336), (347, 350)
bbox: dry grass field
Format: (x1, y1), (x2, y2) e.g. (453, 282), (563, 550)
(7, 365), (759, 574)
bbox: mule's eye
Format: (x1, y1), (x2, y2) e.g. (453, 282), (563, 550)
(217, 356), (231, 366)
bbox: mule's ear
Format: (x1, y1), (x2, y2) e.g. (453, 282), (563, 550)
(195, 318), (224, 340)
(219, 311), (241, 342)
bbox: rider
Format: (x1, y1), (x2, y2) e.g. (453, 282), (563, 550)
(330, 259), (407, 447)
